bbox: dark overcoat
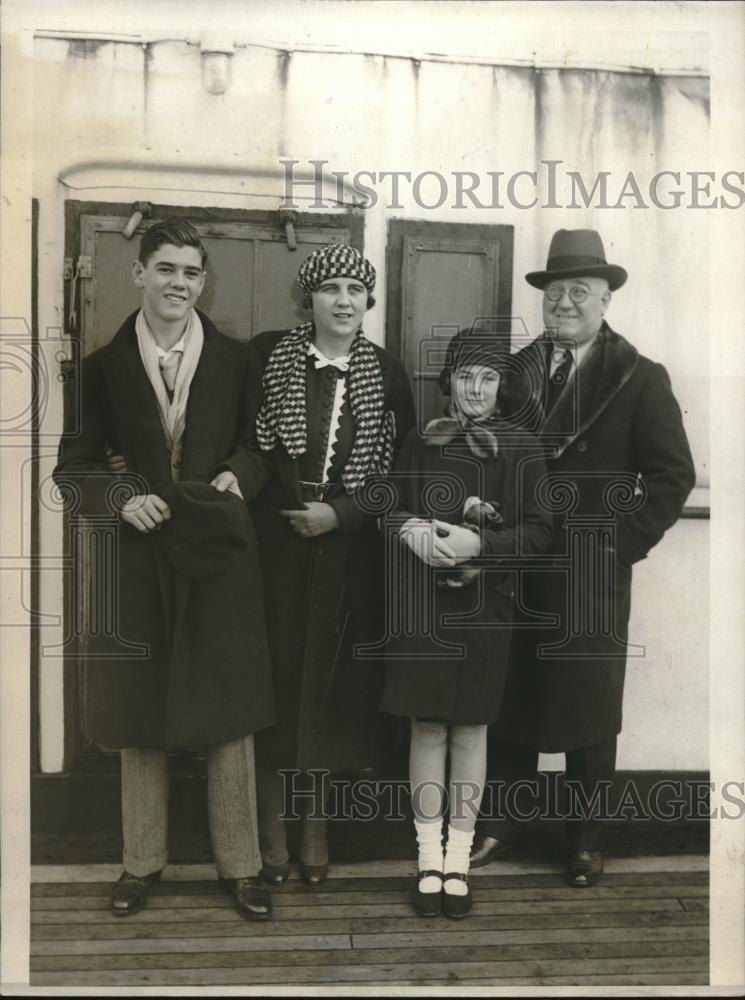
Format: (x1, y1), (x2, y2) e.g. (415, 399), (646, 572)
(494, 324), (696, 752)
(381, 422), (553, 724)
(249, 329), (416, 772)
(53, 310), (275, 750)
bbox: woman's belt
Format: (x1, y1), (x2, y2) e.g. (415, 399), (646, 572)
(298, 480), (332, 502)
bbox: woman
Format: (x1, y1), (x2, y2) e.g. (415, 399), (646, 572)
(381, 330), (553, 918)
(251, 244), (415, 885)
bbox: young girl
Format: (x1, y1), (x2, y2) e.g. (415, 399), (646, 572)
(381, 331), (552, 918)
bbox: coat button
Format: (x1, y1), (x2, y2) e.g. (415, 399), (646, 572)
(577, 441), (588, 453)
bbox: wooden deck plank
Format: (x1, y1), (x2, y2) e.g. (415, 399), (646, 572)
(351, 922), (708, 950)
(31, 934), (352, 957)
(377, 974), (709, 986)
(30, 869), (709, 895)
(32, 894), (693, 925)
(28, 954), (709, 986)
(30, 938), (709, 973)
(679, 897), (709, 912)
(31, 919), (707, 957)
(31, 906), (707, 943)
(31, 883), (709, 910)
(31, 856), (709, 884)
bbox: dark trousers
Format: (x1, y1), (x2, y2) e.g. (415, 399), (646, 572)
(480, 736), (617, 851)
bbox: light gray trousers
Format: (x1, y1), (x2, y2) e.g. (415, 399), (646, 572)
(121, 735), (260, 879)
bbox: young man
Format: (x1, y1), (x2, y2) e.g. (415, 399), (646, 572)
(54, 219), (275, 918)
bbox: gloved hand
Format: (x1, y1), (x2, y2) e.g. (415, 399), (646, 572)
(436, 521), (482, 563)
(401, 518), (457, 567)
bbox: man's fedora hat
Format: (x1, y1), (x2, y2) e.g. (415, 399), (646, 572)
(525, 229), (627, 291)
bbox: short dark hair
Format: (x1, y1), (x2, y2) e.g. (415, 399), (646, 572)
(138, 219), (208, 268)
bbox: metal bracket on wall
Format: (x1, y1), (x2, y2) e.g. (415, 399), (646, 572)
(121, 201), (152, 239)
(279, 208), (298, 251)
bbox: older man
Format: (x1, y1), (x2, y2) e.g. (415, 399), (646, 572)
(472, 229), (696, 885)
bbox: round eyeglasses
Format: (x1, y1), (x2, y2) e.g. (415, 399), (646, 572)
(544, 284), (605, 304)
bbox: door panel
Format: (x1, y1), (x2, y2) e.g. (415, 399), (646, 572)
(254, 239), (323, 333)
(386, 220), (514, 428)
(401, 236), (501, 425)
(79, 216), (354, 356)
(199, 237), (256, 340)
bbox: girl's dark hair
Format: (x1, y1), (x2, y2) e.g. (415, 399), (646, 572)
(439, 328), (519, 416)
(138, 219), (208, 268)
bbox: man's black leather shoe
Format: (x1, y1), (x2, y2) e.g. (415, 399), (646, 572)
(221, 877), (272, 920)
(110, 870), (161, 916)
(299, 862), (329, 886)
(469, 835), (513, 869)
(260, 862), (290, 885)
(566, 850), (604, 887)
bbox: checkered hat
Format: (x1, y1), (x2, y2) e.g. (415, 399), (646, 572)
(297, 244), (376, 297)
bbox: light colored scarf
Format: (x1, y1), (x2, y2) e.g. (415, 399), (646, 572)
(135, 308), (204, 455)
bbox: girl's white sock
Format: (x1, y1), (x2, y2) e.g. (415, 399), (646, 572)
(443, 825), (474, 896)
(414, 819), (444, 893)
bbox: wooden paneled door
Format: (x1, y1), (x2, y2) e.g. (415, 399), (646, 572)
(386, 220), (514, 426)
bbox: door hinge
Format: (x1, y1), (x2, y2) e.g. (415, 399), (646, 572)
(68, 255), (93, 331)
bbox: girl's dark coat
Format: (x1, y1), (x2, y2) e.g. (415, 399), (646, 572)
(381, 422), (553, 724)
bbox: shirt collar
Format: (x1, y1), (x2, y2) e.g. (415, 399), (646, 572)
(546, 331), (599, 369)
(307, 342), (350, 372)
(155, 333), (187, 360)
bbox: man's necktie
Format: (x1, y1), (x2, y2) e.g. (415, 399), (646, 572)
(545, 346), (573, 415)
(159, 351), (182, 400)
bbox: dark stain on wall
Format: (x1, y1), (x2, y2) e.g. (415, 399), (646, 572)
(277, 49), (291, 89)
(676, 75), (710, 119)
(276, 50), (291, 158)
(66, 39), (108, 60)
(143, 43), (153, 127)
(648, 73), (666, 162)
(533, 67), (545, 160)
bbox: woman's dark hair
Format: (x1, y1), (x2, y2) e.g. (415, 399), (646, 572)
(138, 219), (208, 268)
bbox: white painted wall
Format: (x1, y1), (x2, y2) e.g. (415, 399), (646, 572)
(27, 3), (711, 773)
(542, 516), (709, 773)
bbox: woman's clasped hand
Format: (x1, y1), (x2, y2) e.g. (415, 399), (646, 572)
(278, 501), (340, 538)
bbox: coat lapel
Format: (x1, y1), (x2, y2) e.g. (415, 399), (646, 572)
(179, 312), (236, 476)
(520, 324), (639, 457)
(100, 312), (174, 485)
